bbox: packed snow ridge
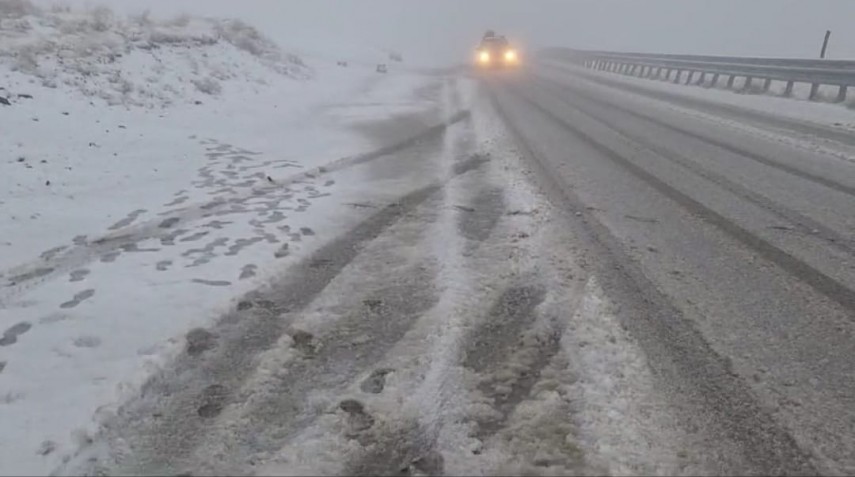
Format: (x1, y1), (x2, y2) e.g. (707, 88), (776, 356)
(0, 0), (311, 108)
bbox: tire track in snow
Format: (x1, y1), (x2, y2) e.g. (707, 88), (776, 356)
(490, 83), (816, 474)
(66, 140), (491, 477)
(357, 77), (474, 472)
(256, 77), (491, 477)
(68, 184), (443, 476)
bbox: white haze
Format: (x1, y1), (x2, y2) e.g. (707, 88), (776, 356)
(33, 0), (855, 65)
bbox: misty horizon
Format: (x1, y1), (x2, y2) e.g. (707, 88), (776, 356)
(33, 0), (855, 65)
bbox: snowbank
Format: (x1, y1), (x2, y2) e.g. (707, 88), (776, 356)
(0, 0), (310, 108)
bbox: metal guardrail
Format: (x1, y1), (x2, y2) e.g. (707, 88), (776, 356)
(542, 48), (855, 102)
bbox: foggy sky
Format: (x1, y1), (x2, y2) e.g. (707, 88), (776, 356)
(36, 0), (855, 65)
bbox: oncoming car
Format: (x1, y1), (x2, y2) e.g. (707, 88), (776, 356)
(475, 30), (520, 69)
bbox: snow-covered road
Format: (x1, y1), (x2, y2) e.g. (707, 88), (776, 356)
(48, 75), (656, 477)
(1, 5), (458, 473)
(7, 3), (855, 476)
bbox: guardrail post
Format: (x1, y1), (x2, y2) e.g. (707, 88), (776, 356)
(685, 71), (694, 85)
(784, 80), (794, 96)
(673, 70), (681, 83)
(695, 72), (706, 86)
(726, 75), (736, 89)
(709, 73), (719, 88)
(743, 76), (753, 91)
(836, 85), (847, 103)
(809, 83), (820, 100)
(762, 78), (772, 92)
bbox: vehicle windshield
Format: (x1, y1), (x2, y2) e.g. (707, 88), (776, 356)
(481, 36), (510, 49)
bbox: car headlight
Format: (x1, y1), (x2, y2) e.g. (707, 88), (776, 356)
(504, 50), (518, 61)
(478, 51), (490, 63)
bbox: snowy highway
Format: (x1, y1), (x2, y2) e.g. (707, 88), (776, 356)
(4, 4), (855, 475)
(58, 63), (855, 475)
(486, 61), (855, 475)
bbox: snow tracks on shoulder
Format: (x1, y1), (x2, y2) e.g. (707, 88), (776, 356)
(63, 78), (680, 476)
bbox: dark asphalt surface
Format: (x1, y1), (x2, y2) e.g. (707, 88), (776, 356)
(489, 61), (855, 475)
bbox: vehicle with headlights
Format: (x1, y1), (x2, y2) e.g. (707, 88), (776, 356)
(475, 31), (520, 69)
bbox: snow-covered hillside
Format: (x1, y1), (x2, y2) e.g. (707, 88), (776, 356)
(0, 0), (310, 108)
(1, 1), (443, 474)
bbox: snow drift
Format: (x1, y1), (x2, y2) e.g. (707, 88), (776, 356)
(0, 0), (311, 108)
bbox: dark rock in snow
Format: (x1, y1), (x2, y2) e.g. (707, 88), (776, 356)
(36, 440), (56, 456)
(18, 94), (33, 99)
(339, 399), (365, 415)
(0, 97), (10, 106)
(290, 329), (315, 354)
(360, 368), (393, 394)
(197, 384), (228, 418)
(185, 328), (217, 356)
